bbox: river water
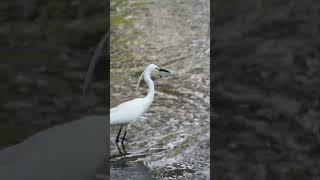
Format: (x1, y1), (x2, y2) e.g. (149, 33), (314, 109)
(110, 0), (210, 179)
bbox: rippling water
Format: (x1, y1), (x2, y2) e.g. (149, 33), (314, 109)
(110, 0), (210, 179)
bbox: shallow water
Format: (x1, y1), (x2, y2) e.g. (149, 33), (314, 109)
(109, 150), (155, 180)
(110, 0), (210, 179)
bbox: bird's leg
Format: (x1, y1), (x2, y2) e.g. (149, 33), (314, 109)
(121, 125), (128, 143)
(121, 142), (127, 153)
(115, 125), (123, 143)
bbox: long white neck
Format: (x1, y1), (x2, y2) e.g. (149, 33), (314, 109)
(144, 70), (154, 107)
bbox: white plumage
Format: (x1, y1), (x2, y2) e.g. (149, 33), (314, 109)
(110, 64), (170, 143)
(111, 98), (146, 125)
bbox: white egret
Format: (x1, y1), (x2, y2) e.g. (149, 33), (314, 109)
(80, 33), (171, 144)
(110, 64), (170, 143)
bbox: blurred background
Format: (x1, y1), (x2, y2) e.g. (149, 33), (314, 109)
(214, 0), (320, 179)
(0, 0), (106, 149)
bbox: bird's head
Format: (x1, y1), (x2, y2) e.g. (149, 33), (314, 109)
(136, 64), (170, 92)
(148, 64), (170, 73)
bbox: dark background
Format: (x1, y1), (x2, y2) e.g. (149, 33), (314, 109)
(0, 0), (107, 149)
(214, 0), (320, 179)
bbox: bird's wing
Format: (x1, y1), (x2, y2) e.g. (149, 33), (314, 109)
(112, 98), (145, 111)
(110, 98), (146, 125)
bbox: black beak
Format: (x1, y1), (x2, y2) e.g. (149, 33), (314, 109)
(158, 68), (170, 73)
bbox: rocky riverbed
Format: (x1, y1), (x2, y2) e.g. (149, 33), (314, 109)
(0, 0), (210, 179)
(110, 0), (210, 179)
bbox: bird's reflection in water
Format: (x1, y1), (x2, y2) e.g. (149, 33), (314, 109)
(110, 143), (130, 159)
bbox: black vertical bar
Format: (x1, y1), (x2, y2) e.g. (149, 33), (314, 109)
(210, 0), (214, 179)
(105, 0), (111, 176)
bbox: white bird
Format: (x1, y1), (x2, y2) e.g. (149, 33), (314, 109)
(110, 64), (170, 143)
(80, 34), (171, 145)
